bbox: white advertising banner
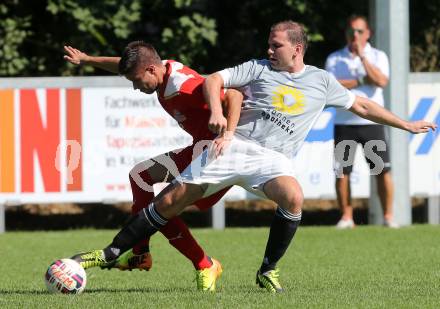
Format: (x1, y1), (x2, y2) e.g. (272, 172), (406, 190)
(0, 87), (191, 204)
(295, 81), (440, 198)
(408, 83), (440, 196)
(0, 79), (439, 204)
(81, 88), (192, 202)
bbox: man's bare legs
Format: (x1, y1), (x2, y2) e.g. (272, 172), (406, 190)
(336, 170), (396, 228)
(335, 175), (354, 225)
(376, 170), (396, 226)
(154, 182), (206, 218)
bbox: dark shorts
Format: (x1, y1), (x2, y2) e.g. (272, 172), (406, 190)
(334, 125), (391, 175)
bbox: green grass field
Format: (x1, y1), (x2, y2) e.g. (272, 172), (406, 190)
(1, 226), (440, 308)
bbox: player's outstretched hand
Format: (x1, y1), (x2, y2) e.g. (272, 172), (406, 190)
(209, 131), (233, 158)
(407, 120), (437, 134)
(208, 113), (227, 135)
(64, 46), (89, 65)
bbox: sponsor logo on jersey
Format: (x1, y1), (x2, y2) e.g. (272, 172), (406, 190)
(271, 85), (305, 115)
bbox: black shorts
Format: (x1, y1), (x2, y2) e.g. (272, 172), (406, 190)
(334, 125), (391, 175)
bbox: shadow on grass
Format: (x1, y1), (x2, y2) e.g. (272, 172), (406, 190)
(85, 287), (194, 293)
(223, 284), (280, 294)
(87, 286), (274, 294)
(0, 287), (194, 295)
(0, 289), (50, 295)
(0, 286), (284, 295)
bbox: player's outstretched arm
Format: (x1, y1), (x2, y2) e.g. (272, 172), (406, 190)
(349, 96), (437, 133)
(203, 73), (228, 135)
(63, 46), (120, 74)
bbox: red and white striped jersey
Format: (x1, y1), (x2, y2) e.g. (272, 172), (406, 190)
(157, 60), (221, 141)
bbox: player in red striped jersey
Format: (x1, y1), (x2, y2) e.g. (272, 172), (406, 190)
(64, 41), (242, 291)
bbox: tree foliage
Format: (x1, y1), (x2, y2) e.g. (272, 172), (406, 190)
(410, 1), (440, 72)
(0, 0), (437, 77)
(0, 1), (32, 75)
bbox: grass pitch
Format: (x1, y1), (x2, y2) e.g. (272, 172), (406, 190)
(1, 226), (440, 308)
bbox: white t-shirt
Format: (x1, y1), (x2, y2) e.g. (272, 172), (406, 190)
(325, 43), (389, 125)
(218, 59), (354, 158)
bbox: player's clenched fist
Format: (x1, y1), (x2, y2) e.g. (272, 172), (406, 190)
(208, 113), (227, 135)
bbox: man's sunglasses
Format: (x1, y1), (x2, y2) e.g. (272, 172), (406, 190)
(346, 28), (365, 36)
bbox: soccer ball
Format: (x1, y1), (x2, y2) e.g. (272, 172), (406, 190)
(44, 258), (87, 294)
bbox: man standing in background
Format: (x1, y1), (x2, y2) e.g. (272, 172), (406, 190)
(325, 15), (398, 229)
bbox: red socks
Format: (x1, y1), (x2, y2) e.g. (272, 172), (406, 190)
(129, 170), (212, 269)
(160, 217), (212, 270)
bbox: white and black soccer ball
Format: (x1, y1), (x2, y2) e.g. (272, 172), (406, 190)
(44, 258), (87, 294)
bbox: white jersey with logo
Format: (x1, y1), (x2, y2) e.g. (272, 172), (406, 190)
(219, 59), (355, 158)
(325, 43), (389, 125)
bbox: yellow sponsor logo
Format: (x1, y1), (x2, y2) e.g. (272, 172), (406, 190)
(271, 85), (305, 115)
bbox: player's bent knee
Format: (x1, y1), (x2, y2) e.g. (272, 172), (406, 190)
(277, 191), (303, 214)
(289, 192), (303, 213)
(155, 182), (204, 218)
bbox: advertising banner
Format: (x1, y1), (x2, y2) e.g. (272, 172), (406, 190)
(0, 79), (439, 204)
(0, 87), (192, 203)
(408, 83), (440, 196)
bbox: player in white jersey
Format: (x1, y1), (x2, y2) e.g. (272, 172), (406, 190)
(74, 21), (436, 293)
